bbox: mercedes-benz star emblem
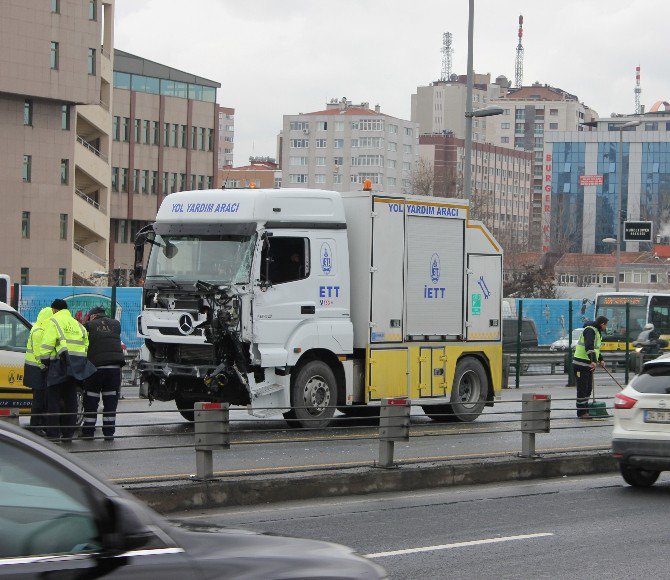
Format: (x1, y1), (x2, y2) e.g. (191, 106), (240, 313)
(178, 314), (194, 335)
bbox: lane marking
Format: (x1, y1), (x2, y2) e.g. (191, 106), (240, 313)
(365, 532), (554, 558)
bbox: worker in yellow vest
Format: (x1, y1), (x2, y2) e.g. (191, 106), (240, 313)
(23, 306), (54, 436)
(36, 299), (96, 441)
(572, 316), (608, 419)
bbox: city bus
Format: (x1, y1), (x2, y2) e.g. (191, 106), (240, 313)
(594, 292), (670, 350)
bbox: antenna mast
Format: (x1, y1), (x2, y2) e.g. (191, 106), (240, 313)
(515, 15), (524, 88)
(634, 65), (642, 115)
(440, 32), (453, 81)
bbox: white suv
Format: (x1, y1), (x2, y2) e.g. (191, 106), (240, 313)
(612, 353), (670, 487)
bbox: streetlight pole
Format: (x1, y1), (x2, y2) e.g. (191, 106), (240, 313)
(464, 0), (474, 202)
(615, 120), (641, 292)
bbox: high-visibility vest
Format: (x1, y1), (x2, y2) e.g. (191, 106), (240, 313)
(37, 309), (92, 386)
(574, 326), (601, 362)
(23, 307), (53, 389)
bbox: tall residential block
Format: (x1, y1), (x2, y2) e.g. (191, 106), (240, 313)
(109, 51), (220, 284)
(0, 0), (114, 285)
(280, 98), (418, 194)
(488, 83), (597, 250)
(217, 105), (235, 169)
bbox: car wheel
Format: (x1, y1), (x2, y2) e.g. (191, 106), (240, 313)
(619, 464), (660, 487)
(449, 358), (488, 422)
(175, 396), (195, 422)
(284, 361), (337, 429)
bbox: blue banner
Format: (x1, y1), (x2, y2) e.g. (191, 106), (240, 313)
(513, 298), (596, 346)
(19, 286), (142, 348)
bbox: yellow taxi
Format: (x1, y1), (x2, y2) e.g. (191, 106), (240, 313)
(0, 301), (31, 412)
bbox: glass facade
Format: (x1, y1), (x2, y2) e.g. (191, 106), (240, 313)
(594, 142), (630, 253)
(113, 71), (216, 103)
(640, 142), (670, 235)
(550, 142), (585, 252)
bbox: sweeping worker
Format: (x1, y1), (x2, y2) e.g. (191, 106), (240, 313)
(81, 306), (125, 440)
(572, 316), (608, 419)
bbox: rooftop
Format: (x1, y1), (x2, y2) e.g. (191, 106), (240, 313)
(114, 50), (220, 88)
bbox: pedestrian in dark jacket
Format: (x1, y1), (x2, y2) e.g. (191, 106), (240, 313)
(572, 316), (608, 419)
(82, 306), (125, 440)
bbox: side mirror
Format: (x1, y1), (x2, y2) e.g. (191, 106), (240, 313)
(101, 497), (154, 555)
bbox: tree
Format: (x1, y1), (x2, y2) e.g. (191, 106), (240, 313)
(408, 158), (434, 196)
(504, 265), (557, 298)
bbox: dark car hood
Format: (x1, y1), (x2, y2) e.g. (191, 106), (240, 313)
(168, 520), (385, 579)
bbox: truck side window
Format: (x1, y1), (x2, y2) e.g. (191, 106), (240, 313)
(261, 237), (310, 284)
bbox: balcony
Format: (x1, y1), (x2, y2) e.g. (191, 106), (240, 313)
(75, 136), (109, 187)
(74, 189), (108, 239)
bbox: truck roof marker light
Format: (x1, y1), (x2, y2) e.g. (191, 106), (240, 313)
(249, 182), (256, 188)
(363, 179), (372, 191)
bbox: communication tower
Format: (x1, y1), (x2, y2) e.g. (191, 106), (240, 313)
(440, 32), (453, 82)
(515, 15), (524, 88)
(634, 65), (642, 115)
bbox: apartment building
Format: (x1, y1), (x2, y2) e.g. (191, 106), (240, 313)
(0, 0), (114, 285)
(411, 73), (509, 142)
(280, 98), (418, 194)
(488, 83), (598, 250)
(109, 50), (220, 284)
(217, 105), (235, 169)
(419, 134), (533, 249)
(221, 157), (280, 189)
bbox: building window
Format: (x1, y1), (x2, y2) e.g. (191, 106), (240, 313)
(112, 167), (119, 192)
(179, 173), (186, 191)
(50, 42), (59, 70)
(180, 125), (187, 148)
(60, 159), (69, 184)
(190, 174), (197, 190)
(289, 139), (309, 148)
(61, 105), (70, 130)
(549, 108), (558, 116)
(315, 139), (327, 148)
(208, 128), (214, 151)
(651, 273), (658, 283)
(619, 273), (625, 282)
(142, 120), (150, 144)
(59, 213), (67, 240)
(315, 174), (325, 184)
(141, 170), (149, 194)
(22, 155), (31, 182)
(21, 212), (30, 238)
(333, 139), (344, 149)
(501, 137), (509, 144)
(51, 0), (60, 13)
(315, 157), (326, 166)
(334, 121), (344, 132)
(171, 123), (178, 147)
(133, 169), (140, 193)
(633, 272), (642, 283)
(112, 116), (119, 141)
(333, 173), (342, 184)
(88, 0), (97, 20)
(289, 174), (308, 183)
(58, 268), (67, 286)
(23, 100), (33, 126)
(191, 126), (197, 149)
(199, 127), (206, 150)
(87, 48), (96, 75)
(317, 122), (328, 131)
(151, 121), (159, 145)
(121, 117), (130, 142)
(151, 171), (158, 194)
(289, 121), (309, 131)
(549, 123), (558, 130)
(501, 122), (510, 130)
(121, 168), (128, 192)
(20, 268), (29, 285)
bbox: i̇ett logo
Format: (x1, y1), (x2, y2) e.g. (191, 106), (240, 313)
(430, 253), (440, 284)
(320, 242), (333, 275)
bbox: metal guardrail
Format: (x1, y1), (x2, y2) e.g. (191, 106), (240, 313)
(73, 242), (106, 266)
(0, 395), (615, 481)
(75, 188), (106, 214)
(76, 135), (108, 162)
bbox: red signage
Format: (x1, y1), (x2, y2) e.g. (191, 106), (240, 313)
(579, 175), (604, 186)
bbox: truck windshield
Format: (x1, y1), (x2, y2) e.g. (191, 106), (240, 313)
(146, 232), (257, 284)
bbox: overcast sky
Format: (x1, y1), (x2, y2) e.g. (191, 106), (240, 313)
(115, 0), (669, 165)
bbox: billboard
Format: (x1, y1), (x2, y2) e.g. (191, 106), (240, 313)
(624, 221), (653, 242)
(579, 175), (604, 186)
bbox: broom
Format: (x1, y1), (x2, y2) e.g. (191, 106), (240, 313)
(588, 364), (618, 417)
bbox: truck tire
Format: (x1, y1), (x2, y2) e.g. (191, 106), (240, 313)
(421, 404), (455, 422)
(175, 396), (195, 422)
(449, 358), (488, 422)
(284, 361), (337, 429)
(619, 464), (660, 487)
(337, 406), (380, 418)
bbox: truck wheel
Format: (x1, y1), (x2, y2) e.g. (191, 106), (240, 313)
(619, 464), (660, 487)
(421, 404), (455, 422)
(284, 361), (337, 429)
(450, 358), (488, 422)
(175, 396), (195, 422)
(337, 406), (380, 418)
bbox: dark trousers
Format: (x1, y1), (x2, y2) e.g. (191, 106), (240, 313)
(82, 367), (121, 438)
(29, 388), (47, 430)
(46, 379), (78, 440)
(575, 365), (594, 416)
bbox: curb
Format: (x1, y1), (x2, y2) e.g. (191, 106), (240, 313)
(123, 451), (618, 514)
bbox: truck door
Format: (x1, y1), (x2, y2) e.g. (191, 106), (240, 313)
(466, 254), (502, 341)
(253, 232), (316, 365)
(370, 197), (404, 343)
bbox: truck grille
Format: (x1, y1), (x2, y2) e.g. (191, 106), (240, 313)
(173, 344), (215, 365)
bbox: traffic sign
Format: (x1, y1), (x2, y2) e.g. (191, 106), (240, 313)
(624, 221), (653, 242)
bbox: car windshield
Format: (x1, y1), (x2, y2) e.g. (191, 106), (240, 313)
(146, 232), (257, 284)
(631, 365), (670, 394)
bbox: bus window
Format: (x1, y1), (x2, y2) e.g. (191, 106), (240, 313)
(650, 296), (670, 335)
